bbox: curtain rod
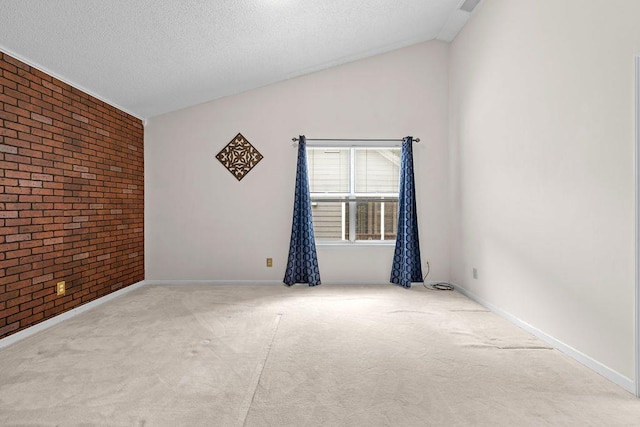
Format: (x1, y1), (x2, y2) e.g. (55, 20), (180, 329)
(291, 137), (420, 143)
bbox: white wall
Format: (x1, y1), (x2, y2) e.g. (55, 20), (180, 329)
(449, 0), (640, 380)
(145, 41), (450, 284)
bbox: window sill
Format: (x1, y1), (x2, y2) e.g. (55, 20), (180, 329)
(316, 241), (396, 247)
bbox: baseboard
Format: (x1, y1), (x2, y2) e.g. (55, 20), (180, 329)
(321, 281), (390, 286)
(0, 280), (147, 350)
(312, 280), (449, 286)
(145, 280), (399, 286)
(453, 283), (636, 394)
(144, 279), (283, 286)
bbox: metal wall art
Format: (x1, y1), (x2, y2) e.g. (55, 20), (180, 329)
(215, 132), (263, 181)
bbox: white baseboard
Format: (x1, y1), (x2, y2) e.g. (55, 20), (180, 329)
(144, 279), (283, 286)
(314, 280), (449, 286)
(321, 281), (390, 285)
(144, 280), (398, 286)
(0, 280), (146, 350)
(453, 283), (635, 395)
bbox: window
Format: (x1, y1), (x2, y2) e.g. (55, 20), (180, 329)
(307, 146), (400, 243)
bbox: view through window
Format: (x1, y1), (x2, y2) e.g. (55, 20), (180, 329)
(307, 147), (400, 242)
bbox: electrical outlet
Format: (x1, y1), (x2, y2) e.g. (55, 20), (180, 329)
(472, 268), (478, 279)
(56, 281), (66, 296)
(266, 258), (273, 267)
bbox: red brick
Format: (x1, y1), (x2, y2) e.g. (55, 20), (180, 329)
(4, 105), (30, 118)
(24, 312), (44, 324)
(5, 249), (31, 259)
(31, 113), (53, 125)
(7, 309), (33, 323)
(31, 173), (53, 182)
(5, 187), (32, 195)
(32, 273), (53, 284)
(31, 203), (52, 210)
(5, 202), (30, 210)
(5, 219), (31, 227)
(6, 233), (31, 243)
(43, 237), (63, 246)
(72, 252), (89, 261)
(6, 170), (31, 179)
(40, 80), (61, 93)
(7, 294), (31, 308)
(19, 164), (43, 173)
(0, 93), (19, 107)
(0, 52), (143, 340)
(0, 144), (18, 154)
(17, 132), (42, 145)
(0, 322), (19, 336)
(0, 177), (19, 186)
(6, 279), (32, 292)
(0, 161), (18, 171)
(0, 258), (19, 269)
(72, 113), (89, 124)
(18, 148), (43, 158)
(19, 195), (42, 203)
(6, 264), (32, 275)
(18, 180), (42, 188)
(20, 298), (43, 311)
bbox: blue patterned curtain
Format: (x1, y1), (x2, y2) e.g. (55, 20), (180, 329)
(284, 136), (321, 286)
(390, 137), (423, 288)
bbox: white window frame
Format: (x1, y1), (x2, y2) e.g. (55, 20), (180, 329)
(308, 144), (399, 246)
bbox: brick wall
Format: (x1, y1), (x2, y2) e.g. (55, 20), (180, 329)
(0, 52), (144, 339)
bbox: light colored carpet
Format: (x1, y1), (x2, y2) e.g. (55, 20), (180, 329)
(0, 284), (639, 426)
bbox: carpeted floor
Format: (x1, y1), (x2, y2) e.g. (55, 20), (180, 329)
(0, 284), (639, 426)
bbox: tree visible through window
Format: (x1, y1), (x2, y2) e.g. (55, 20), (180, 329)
(307, 147), (400, 242)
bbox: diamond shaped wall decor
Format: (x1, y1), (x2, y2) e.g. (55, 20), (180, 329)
(215, 133), (264, 181)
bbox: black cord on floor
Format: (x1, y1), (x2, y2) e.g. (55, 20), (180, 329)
(424, 283), (454, 291)
(421, 261), (454, 291)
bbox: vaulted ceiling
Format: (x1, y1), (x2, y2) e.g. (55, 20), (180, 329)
(0, 0), (478, 118)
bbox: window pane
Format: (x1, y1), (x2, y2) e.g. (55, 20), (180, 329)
(311, 201), (348, 241)
(307, 148), (349, 193)
(355, 201), (380, 240)
(354, 148), (400, 193)
(383, 201), (398, 240)
(355, 200), (398, 241)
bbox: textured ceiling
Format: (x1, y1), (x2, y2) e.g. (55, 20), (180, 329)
(0, 0), (476, 119)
